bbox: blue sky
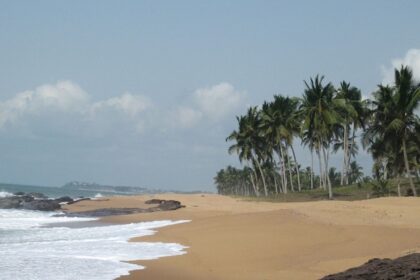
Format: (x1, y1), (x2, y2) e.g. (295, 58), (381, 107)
(0, 1), (419, 191)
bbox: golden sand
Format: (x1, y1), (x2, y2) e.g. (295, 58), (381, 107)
(65, 194), (420, 280)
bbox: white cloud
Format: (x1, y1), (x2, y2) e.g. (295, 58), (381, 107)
(382, 49), (420, 84)
(174, 107), (203, 128)
(170, 82), (245, 129)
(91, 93), (152, 117)
(0, 80), (244, 135)
(0, 81), (89, 126)
(0, 81), (153, 135)
(193, 82), (244, 120)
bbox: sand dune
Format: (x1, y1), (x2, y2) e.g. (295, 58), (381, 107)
(65, 195), (420, 280)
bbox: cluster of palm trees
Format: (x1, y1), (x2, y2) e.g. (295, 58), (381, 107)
(216, 66), (419, 199)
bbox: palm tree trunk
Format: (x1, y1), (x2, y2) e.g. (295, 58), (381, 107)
(310, 149), (314, 189)
(279, 144), (288, 194)
(341, 123), (348, 186)
(397, 174), (401, 197)
(249, 164), (260, 197)
(317, 149), (324, 189)
(290, 145), (301, 191)
(345, 124), (356, 185)
(322, 144), (333, 199)
(402, 138), (417, 196)
(286, 146), (295, 192)
(273, 173), (279, 194)
(383, 158), (388, 180)
(255, 158), (268, 197)
(276, 150), (285, 193)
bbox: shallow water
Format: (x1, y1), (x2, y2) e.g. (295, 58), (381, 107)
(0, 209), (188, 280)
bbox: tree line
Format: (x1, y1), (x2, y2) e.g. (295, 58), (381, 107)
(215, 66), (420, 198)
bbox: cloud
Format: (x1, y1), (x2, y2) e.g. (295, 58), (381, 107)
(91, 93), (152, 117)
(0, 81), (89, 126)
(382, 49), (420, 84)
(194, 82), (244, 120)
(174, 107), (203, 128)
(170, 82), (244, 129)
(0, 80), (244, 136)
(0, 81), (152, 137)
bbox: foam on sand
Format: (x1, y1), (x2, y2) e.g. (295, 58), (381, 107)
(0, 209), (189, 280)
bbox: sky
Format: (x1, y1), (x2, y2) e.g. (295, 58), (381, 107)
(0, 1), (420, 191)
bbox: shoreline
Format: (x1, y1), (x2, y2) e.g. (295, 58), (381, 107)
(65, 194), (420, 280)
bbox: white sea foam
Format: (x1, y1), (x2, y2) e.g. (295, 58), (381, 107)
(0, 190), (13, 197)
(0, 209), (189, 280)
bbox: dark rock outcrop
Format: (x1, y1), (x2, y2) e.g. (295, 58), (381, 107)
(13, 191), (25, 196)
(66, 197), (91, 205)
(55, 196), (74, 203)
(320, 253), (420, 280)
(0, 196), (24, 209)
(151, 200), (183, 211)
(63, 208), (147, 217)
(0, 193), (59, 211)
(65, 199), (185, 217)
(145, 199), (165, 204)
(28, 192), (48, 199)
(21, 200), (61, 211)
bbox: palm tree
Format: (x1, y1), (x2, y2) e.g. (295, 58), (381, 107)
(227, 113), (260, 196)
(260, 95), (302, 193)
(335, 81), (364, 185)
(348, 161), (364, 184)
(300, 75), (339, 199)
(364, 66), (419, 196)
(227, 107), (270, 196)
(393, 66), (419, 196)
(301, 130), (315, 189)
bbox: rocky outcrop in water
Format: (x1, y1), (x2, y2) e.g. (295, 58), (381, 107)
(0, 193), (63, 211)
(320, 253), (420, 280)
(65, 199), (185, 217)
(0, 193), (185, 216)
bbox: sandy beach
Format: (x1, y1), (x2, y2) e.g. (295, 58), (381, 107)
(65, 195), (420, 280)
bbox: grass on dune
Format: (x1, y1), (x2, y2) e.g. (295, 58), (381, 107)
(237, 178), (420, 202)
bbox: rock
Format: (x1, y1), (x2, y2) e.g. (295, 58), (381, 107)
(14, 191), (25, 196)
(320, 253), (420, 280)
(145, 199), (184, 210)
(55, 196), (74, 203)
(64, 208), (148, 217)
(0, 197), (23, 209)
(145, 199), (165, 204)
(28, 192), (48, 199)
(21, 200), (61, 211)
(64, 199), (185, 217)
(154, 200), (183, 211)
(0, 193), (62, 211)
(66, 198), (91, 205)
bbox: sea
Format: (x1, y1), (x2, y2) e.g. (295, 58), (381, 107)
(0, 185), (189, 280)
(0, 183), (146, 199)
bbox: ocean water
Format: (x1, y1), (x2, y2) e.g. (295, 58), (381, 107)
(0, 183), (140, 199)
(0, 209), (189, 279)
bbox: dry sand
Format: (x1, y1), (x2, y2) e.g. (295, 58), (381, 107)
(65, 195), (420, 280)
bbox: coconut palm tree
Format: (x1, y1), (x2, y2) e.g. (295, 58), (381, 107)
(260, 95), (303, 193)
(392, 66), (419, 196)
(334, 81), (364, 185)
(300, 75), (339, 199)
(227, 113), (260, 196)
(348, 161), (364, 184)
(227, 107), (270, 196)
(364, 66), (419, 196)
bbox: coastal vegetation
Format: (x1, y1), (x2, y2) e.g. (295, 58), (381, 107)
(216, 66), (420, 199)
